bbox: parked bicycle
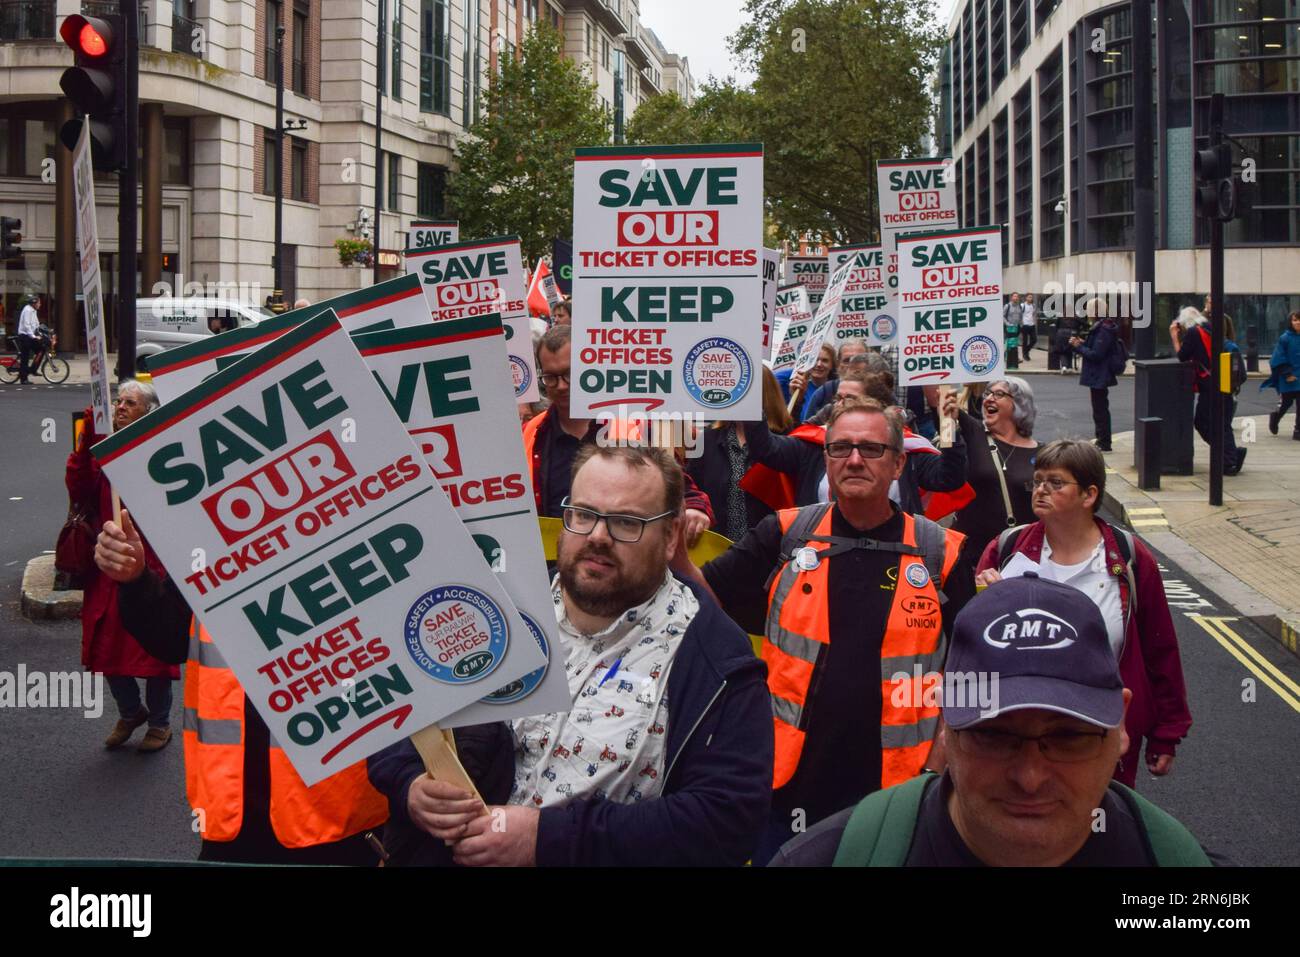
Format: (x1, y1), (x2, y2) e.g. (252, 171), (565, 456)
(0, 325), (70, 384)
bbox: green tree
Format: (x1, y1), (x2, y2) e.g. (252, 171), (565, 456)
(449, 23), (610, 261)
(732, 0), (943, 243)
(626, 79), (756, 147)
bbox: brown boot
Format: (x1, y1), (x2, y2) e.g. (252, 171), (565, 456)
(137, 726), (173, 753)
(105, 709), (149, 749)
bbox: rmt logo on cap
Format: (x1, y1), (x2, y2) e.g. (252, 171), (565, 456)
(982, 609), (1078, 651)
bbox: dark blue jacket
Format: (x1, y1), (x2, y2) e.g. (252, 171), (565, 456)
(366, 577), (774, 867)
(1262, 329), (1300, 396)
(1075, 317), (1120, 389)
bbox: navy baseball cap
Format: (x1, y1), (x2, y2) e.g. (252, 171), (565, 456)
(943, 573), (1124, 729)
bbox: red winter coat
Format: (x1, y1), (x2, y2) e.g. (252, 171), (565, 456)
(977, 518), (1192, 787)
(65, 411), (179, 680)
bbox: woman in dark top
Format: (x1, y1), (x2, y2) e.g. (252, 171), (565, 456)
(952, 375), (1042, 561)
(688, 366), (793, 541)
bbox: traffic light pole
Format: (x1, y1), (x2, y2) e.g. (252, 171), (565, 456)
(1131, 0), (1155, 361)
(117, 1), (139, 380)
(1208, 94), (1225, 507)
(374, 0), (386, 287)
(272, 26), (286, 311)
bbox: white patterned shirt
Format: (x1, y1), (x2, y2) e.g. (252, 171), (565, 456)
(508, 570), (698, 809)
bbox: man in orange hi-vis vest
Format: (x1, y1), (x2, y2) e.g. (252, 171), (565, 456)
(94, 512), (387, 864)
(674, 396), (975, 864)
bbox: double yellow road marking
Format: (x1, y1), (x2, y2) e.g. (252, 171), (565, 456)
(1189, 615), (1300, 713)
(1128, 506), (1170, 530)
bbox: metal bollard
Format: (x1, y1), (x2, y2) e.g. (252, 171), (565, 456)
(1136, 417), (1162, 491)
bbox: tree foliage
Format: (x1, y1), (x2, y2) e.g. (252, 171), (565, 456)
(449, 23), (611, 261)
(626, 80), (756, 147)
(731, 0), (943, 244)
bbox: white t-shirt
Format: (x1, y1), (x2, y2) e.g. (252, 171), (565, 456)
(1039, 536), (1125, 658)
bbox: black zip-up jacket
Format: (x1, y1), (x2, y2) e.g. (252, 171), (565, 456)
(366, 576), (774, 866)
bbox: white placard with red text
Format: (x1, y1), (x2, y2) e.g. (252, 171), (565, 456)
(572, 144), (764, 420)
(92, 311), (545, 784)
(895, 226), (1004, 387)
(404, 236), (540, 403)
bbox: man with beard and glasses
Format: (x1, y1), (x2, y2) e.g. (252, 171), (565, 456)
(367, 445), (772, 866)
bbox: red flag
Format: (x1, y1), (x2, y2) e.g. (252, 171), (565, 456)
(527, 259), (552, 318)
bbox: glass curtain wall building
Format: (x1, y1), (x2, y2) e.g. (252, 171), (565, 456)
(940, 0), (1300, 354)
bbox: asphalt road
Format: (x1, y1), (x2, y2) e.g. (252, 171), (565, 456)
(0, 380), (1296, 864)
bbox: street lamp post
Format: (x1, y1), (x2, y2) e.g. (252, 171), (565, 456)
(272, 25), (286, 312)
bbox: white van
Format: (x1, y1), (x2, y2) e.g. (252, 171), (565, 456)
(135, 298), (273, 373)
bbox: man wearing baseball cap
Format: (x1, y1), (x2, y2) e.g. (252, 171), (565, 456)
(771, 574), (1210, 866)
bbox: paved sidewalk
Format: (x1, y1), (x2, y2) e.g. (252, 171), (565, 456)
(1102, 412), (1300, 655)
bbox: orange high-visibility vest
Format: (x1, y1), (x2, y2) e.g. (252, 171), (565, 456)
(183, 621), (388, 848)
(762, 507), (965, 791)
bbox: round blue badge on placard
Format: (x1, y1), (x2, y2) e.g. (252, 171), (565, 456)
(483, 612), (549, 705)
(683, 337), (753, 409)
(905, 563), (931, 589)
(960, 335), (1000, 376)
(509, 354), (531, 397)
(872, 314), (897, 343)
(404, 585), (509, 685)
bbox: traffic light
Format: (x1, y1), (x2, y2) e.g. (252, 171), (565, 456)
(1195, 142), (1237, 222)
(0, 217), (20, 260)
(57, 14), (126, 171)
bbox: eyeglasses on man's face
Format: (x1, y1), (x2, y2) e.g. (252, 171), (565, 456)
(825, 440), (897, 460)
(539, 372), (570, 389)
(952, 726), (1109, 763)
(560, 498), (674, 544)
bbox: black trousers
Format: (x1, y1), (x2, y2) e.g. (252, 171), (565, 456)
(1194, 390), (1239, 455)
(1278, 393), (1299, 432)
(16, 334), (36, 380)
(1021, 326), (1037, 356)
(1090, 387), (1111, 447)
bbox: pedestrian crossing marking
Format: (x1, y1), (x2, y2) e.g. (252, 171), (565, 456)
(1188, 615), (1300, 713)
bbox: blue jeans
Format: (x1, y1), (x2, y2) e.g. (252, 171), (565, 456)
(106, 676), (173, 729)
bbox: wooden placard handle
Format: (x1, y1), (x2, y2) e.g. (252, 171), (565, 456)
(408, 723), (484, 804)
(938, 386), (957, 448)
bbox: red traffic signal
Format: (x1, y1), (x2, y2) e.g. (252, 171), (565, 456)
(58, 13), (124, 171)
(59, 15), (113, 58)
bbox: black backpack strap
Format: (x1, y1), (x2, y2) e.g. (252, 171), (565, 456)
(1107, 523), (1138, 634)
(766, 503), (834, 591)
(911, 515), (951, 604)
(995, 523), (1031, 570)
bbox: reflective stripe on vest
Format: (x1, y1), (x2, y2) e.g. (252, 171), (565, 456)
(762, 507), (965, 791)
(184, 620), (388, 848)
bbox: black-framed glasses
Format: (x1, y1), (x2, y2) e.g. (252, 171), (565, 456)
(952, 727), (1109, 763)
(825, 440), (897, 459)
(560, 498), (675, 544)
(1025, 476), (1080, 492)
(539, 372), (570, 389)
(986, 388), (1014, 402)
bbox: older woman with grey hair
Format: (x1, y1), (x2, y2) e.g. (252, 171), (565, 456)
(65, 378), (177, 753)
(953, 374), (1042, 560)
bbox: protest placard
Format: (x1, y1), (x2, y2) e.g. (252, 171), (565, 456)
(354, 315), (568, 724)
(876, 158), (960, 350)
(761, 248), (779, 353)
(784, 255), (829, 312)
(72, 121), (111, 434)
(92, 310), (546, 784)
(571, 143), (764, 420)
(404, 235), (540, 403)
(407, 220), (459, 252)
(827, 244), (896, 348)
(792, 258), (855, 374)
(895, 226), (1004, 388)
(148, 275), (430, 403)
(771, 283), (812, 370)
